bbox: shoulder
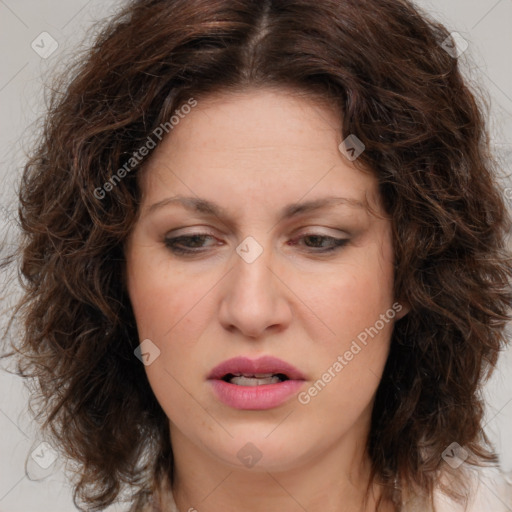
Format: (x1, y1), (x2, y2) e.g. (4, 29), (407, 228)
(433, 465), (512, 512)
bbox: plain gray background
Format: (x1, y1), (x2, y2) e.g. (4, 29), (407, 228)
(0, 1), (511, 511)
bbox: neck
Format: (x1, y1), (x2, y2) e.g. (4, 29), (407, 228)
(168, 423), (395, 512)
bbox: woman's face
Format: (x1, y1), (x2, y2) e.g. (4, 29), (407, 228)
(125, 87), (406, 474)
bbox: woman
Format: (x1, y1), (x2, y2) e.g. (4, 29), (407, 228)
(2, 0), (511, 511)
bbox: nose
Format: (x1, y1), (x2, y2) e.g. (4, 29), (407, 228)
(218, 240), (292, 339)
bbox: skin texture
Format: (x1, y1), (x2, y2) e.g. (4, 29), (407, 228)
(125, 87), (408, 512)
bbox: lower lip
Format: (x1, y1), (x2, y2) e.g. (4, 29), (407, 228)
(209, 379), (305, 410)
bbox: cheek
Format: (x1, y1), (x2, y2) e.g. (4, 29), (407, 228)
(308, 260), (394, 339)
(127, 269), (208, 419)
(126, 248), (214, 386)
(302, 244), (395, 393)
(126, 244), (201, 337)
(308, 277), (395, 419)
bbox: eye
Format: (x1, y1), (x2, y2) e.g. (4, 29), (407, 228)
(164, 232), (349, 256)
(289, 233), (349, 253)
(164, 234), (218, 255)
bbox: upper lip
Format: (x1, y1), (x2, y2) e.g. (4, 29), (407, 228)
(208, 356), (306, 381)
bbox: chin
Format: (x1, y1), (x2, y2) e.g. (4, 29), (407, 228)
(208, 432), (314, 473)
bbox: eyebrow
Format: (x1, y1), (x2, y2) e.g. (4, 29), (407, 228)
(145, 194), (366, 223)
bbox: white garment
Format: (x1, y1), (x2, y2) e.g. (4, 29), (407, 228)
(137, 465), (512, 511)
(405, 466), (512, 512)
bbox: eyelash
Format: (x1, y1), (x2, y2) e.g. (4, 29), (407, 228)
(164, 233), (349, 255)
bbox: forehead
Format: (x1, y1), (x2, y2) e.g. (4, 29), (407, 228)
(139, 87), (381, 215)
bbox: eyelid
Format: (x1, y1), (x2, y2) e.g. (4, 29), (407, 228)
(165, 226), (218, 238)
(166, 226), (350, 239)
(163, 229), (351, 258)
(293, 226), (350, 236)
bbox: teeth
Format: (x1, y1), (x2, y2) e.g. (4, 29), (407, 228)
(234, 373), (275, 378)
(229, 374), (282, 386)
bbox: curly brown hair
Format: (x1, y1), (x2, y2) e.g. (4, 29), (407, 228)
(1, 0), (511, 510)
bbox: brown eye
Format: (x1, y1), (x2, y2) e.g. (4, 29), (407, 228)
(290, 234), (349, 253)
(164, 234), (217, 255)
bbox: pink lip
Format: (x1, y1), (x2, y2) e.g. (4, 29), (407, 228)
(207, 356), (306, 410)
(208, 356), (306, 381)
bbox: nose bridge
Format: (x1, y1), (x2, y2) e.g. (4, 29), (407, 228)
(218, 233), (290, 337)
(232, 234), (275, 303)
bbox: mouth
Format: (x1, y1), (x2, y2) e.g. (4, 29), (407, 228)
(207, 356), (306, 410)
(207, 355), (306, 383)
(220, 372), (290, 386)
